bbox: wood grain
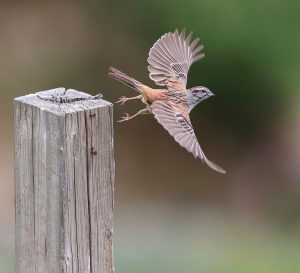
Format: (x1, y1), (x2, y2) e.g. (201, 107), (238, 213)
(14, 88), (114, 273)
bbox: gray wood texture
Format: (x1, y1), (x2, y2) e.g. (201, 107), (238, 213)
(14, 88), (114, 273)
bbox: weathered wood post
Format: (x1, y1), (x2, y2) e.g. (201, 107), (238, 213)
(14, 88), (114, 273)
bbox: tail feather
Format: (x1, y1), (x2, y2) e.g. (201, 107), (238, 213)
(108, 67), (143, 93)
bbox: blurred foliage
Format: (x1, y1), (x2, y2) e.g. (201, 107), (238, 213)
(114, 207), (300, 273)
(103, 0), (300, 138)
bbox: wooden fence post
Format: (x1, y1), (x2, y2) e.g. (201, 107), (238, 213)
(14, 88), (114, 273)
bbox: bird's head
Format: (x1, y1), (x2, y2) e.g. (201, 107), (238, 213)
(188, 86), (214, 111)
(189, 86), (214, 101)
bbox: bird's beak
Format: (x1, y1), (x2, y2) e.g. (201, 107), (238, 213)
(209, 90), (215, 96)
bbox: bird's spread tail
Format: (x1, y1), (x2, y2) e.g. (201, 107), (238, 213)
(108, 67), (143, 93)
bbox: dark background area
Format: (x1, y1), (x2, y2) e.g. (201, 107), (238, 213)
(1, 1), (300, 272)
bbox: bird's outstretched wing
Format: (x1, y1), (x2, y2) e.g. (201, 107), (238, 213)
(147, 29), (204, 89)
(151, 101), (226, 174)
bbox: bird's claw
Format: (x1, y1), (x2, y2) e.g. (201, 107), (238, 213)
(117, 113), (131, 122)
(116, 96), (127, 105)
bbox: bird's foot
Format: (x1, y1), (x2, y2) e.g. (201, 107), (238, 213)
(117, 113), (132, 122)
(116, 96), (128, 105)
(117, 108), (148, 123)
(116, 95), (142, 105)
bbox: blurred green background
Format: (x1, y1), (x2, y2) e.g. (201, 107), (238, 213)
(1, 1), (300, 272)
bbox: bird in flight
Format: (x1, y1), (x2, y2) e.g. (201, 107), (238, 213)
(109, 29), (225, 174)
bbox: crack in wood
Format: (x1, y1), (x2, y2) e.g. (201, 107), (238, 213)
(36, 88), (103, 104)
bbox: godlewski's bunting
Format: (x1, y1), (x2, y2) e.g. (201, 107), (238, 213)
(109, 29), (225, 173)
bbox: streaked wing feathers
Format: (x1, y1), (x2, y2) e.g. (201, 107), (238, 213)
(148, 29), (205, 87)
(151, 101), (226, 174)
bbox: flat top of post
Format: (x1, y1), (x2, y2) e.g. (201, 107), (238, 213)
(14, 87), (111, 115)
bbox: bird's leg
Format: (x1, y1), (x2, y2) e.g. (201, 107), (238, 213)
(116, 95), (142, 105)
(117, 108), (149, 122)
